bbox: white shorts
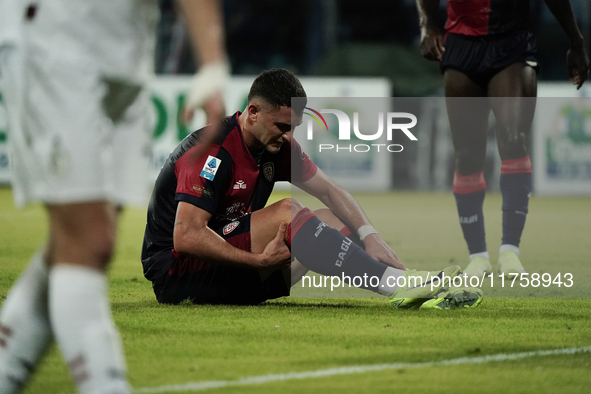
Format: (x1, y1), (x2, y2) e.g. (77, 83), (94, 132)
(0, 0), (157, 207)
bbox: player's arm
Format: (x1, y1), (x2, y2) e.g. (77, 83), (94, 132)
(543, 0), (590, 89)
(173, 201), (291, 270)
(294, 168), (406, 270)
(175, 0), (229, 123)
(416, 0), (445, 61)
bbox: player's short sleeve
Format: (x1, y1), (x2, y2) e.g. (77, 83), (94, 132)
(289, 139), (317, 183)
(174, 145), (232, 214)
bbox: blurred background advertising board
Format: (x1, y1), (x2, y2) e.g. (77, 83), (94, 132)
(534, 85), (591, 196)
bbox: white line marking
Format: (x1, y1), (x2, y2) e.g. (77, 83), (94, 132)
(134, 346), (591, 393)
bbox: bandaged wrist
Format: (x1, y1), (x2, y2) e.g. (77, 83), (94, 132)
(357, 225), (378, 242)
(185, 60), (231, 109)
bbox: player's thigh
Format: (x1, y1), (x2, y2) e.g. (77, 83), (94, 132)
(488, 62), (537, 98)
(488, 63), (537, 159)
(444, 70), (490, 173)
(46, 201), (118, 270)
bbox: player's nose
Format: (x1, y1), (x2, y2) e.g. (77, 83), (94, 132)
(282, 131), (292, 143)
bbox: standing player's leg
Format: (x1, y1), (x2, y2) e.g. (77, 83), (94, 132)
(46, 202), (130, 394)
(2, 50), (131, 392)
(0, 45), (53, 394)
(444, 69), (492, 276)
(0, 250), (52, 394)
(488, 62), (537, 278)
(45, 81), (151, 394)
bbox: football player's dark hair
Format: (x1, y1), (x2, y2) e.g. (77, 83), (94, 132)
(247, 68), (307, 115)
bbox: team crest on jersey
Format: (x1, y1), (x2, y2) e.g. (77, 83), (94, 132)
(200, 155), (222, 181)
(223, 221), (240, 235)
(262, 162), (274, 182)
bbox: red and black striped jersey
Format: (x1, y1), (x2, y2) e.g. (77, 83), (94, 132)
(445, 0), (530, 36)
(141, 112), (317, 279)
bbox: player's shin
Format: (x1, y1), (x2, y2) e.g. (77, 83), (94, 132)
(289, 208), (403, 296)
(500, 156), (532, 251)
(452, 171), (487, 255)
(498, 156), (531, 277)
(0, 250), (52, 394)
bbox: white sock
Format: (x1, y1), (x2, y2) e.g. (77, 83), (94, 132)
(49, 265), (130, 394)
(499, 244), (519, 256)
(0, 250), (52, 394)
(377, 267), (404, 296)
(469, 251), (490, 261)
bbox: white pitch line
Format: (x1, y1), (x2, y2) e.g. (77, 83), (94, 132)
(134, 346), (591, 393)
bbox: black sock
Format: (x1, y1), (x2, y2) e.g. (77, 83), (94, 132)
(500, 172), (532, 247)
(454, 189), (487, 254)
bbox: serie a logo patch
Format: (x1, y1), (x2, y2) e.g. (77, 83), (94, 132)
(223, 221), (240, 235)
(200, 156), (222, 181)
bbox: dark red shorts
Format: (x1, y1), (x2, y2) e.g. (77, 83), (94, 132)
(440, 29), (539, 88)
(151, 214), (290, 305)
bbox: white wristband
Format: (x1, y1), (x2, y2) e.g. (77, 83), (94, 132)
(185, 60), (231, 110)
(357, 225), (378, 242)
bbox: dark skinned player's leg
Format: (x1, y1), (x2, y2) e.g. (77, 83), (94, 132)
(250, 200), (402, 295)
(488, 62), (537, 277)
(444, 69), (493, 276)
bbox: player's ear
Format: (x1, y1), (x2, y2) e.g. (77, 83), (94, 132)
(246, 102), (260, 122)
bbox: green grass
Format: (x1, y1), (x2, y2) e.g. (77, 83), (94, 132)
(1, 187), (590, 393)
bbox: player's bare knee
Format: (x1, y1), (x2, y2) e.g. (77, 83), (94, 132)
(288, 198), (305, 219)
(454, 151), (483, 174)
(498, 132), (528, 158)
(90, 230), (116, 267)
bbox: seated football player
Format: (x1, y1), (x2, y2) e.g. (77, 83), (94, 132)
(141, 68), (482, 310)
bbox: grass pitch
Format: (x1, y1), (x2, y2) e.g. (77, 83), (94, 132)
(1, 187), (590, 393)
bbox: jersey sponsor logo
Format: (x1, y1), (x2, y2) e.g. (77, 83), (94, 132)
(191, 185), (213, 197)
(233, 180), (247, 190)
(223, 221), (240, 235)
(262, 162), (274, 182)
(200, 155), (222, 181)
